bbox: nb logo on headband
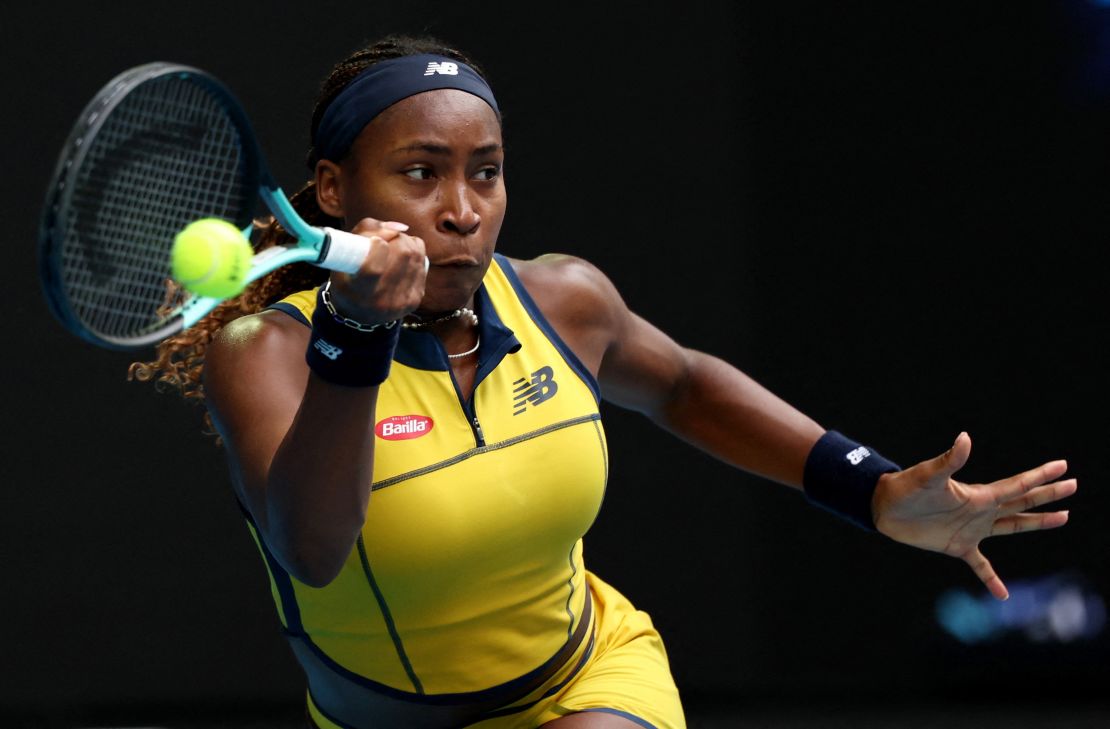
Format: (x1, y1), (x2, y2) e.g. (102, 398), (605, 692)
(424, 61), (459, 76)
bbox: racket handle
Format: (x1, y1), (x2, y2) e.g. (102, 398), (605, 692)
(320, 227), (430, 274)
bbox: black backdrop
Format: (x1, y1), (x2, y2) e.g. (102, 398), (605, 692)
(6, 0), (1109, 724)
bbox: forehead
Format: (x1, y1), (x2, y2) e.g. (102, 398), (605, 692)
(356, 89), (502, 151)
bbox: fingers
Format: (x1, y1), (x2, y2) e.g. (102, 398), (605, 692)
(947, 431), (971, 474)
(964, 548), (1009, 601)
(919, 431), (971, 486)
(329, 219), (426, 323)
(989, 460), (1070, 504)
(997, 478), (1078, 517)
(990, 510), (1070, 536)
(361, 234), (426, 307)
(350, 218), (410, 240)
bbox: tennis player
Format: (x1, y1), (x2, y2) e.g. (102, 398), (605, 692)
(132, 34), (1076, 729)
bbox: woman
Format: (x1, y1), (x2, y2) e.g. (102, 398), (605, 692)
(132, 34), (1075, 729)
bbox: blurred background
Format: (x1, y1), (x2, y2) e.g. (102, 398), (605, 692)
(4, 1), (1108, 727)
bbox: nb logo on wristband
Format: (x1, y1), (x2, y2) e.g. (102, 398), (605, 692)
(314, 338), (343, 361)
(846, 446), (871, 466)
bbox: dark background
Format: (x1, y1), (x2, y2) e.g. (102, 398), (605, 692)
(5, 1), (1109, 727)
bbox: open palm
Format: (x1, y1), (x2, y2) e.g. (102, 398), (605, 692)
(873, 432), (1076, 600)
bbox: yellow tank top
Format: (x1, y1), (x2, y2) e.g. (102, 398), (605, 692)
(245, 254), (608, 704)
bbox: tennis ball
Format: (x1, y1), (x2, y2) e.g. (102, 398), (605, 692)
(171, 218), (252, 298)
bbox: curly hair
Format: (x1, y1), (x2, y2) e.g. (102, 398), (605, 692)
(128, 34), (491, 440)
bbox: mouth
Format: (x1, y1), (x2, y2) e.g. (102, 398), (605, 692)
(429, 257), (481, 268)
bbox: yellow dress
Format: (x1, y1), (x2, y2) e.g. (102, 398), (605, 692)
(246, 254), (684, 728)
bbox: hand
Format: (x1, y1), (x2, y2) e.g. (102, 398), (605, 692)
(872, 432), (1076, 601)
(327, 218), (427, 326)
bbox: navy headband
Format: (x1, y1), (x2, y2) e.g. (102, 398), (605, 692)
(312, 53), (500, 164)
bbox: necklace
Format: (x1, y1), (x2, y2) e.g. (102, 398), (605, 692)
(447, 336), (480, 360)
(402, 307), (479, 330)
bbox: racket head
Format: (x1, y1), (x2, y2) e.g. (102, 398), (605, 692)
(38, 62), (265, 350)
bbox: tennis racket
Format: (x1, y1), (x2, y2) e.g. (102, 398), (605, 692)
(38, 61), (404, 351)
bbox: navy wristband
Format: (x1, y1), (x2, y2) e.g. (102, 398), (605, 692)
(803, 430), (901, 531)
(305, 289), (400, 387)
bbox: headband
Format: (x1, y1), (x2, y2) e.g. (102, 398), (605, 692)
(312, 53), (500, 164)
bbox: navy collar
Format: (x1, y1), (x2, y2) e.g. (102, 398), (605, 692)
(394, 278), (521, 382)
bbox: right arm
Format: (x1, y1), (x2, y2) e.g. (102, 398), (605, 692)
(203, 220), (425, 587)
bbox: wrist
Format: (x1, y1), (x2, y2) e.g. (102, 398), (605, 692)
(802, 430), (901, 531)
(305, 286), (400, 387)
(870, 470), (898, 535)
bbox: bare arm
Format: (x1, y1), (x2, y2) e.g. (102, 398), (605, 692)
(517, 254), (1075, 600)
(204, 220), (426, 587)
(204, 312), (379, 587)
(604, 316), (824, 489)
(517, 254), (824, 488)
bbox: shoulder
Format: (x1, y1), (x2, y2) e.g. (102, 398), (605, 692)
(205, 309), (310, 389)
(503, 252), (615, 290)
(500, 253), (626, 330)
(497, 254), (629, 375)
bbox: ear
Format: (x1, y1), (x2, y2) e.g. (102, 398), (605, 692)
(315, 159), (345, 219)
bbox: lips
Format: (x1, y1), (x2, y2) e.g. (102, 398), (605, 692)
(429, 257), (480, 267)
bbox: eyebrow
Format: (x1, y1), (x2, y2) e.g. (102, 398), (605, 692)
(391, 142), (503, 156)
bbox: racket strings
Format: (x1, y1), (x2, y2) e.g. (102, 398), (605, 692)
(58, 74), (253, 339)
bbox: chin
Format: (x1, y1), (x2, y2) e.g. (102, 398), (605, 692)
(417, 272), (479, 312)
(420, 268), (484, 314)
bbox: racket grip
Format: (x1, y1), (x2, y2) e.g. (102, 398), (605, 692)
(320, 227), (430, 274)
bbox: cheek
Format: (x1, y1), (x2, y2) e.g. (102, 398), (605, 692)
(338, 163), (407, 219)
(343, 184), (423, 228)
(481, 187), (508, 230)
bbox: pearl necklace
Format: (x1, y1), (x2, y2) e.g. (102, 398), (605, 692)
(402, 307), (479, 330)
(399, 307), (480, 360)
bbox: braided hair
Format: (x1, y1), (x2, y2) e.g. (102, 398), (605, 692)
(128, 35), (492, 439)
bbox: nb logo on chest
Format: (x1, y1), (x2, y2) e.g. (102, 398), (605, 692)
(513, 366), (558, 415)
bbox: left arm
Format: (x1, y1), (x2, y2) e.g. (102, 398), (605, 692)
(602, 312), (824, 490)
(515, 254), (1076, 600)
(515, 253), (824, 487)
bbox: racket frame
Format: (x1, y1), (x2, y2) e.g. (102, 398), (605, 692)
(39, 62), (373, 350)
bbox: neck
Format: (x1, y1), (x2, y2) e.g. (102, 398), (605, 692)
(402, 299), (480, 360)
(402, 299), (479, 331)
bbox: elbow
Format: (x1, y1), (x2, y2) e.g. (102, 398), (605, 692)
(269, 519), (365, 589)
(650, 348), (697, 424)
(285, 552), (345, 588)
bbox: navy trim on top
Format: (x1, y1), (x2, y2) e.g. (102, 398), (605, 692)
(582, 709), (657, 729)
(268, 300), (309, 326)
(236, 499), (304, 636)
(392, 279), (520, 375)
(267, 281), (523, 382)
(356, 537), (423, 694)
(493, 254), (601, 403)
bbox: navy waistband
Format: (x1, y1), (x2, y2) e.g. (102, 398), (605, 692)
(299, 587), (596, 728)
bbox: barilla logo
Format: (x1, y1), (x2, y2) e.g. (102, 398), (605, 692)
(375, 414), (434, 441)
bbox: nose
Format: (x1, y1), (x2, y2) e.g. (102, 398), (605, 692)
(436, 181), (481, 236)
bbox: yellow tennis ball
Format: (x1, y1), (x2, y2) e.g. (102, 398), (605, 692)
(171, 218), (252, 298)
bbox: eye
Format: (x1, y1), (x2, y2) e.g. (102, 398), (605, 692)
(404, 167), (433, 180)
(474, 165), (501, 181)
